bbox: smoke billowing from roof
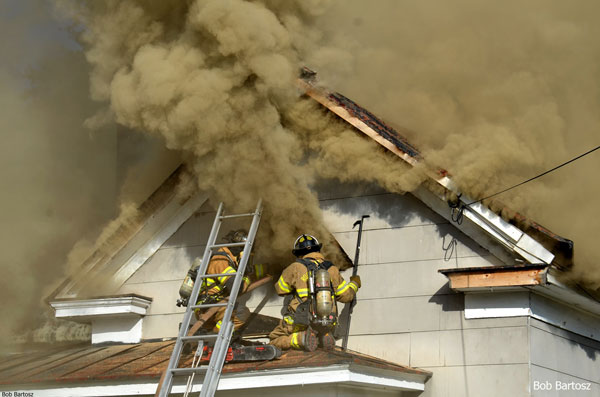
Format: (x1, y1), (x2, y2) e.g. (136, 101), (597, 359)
(56, 0), (381, 268)
(0, 0), (598, 348)
(58, 0), (599, 296)
(313, 0), (600, 287)
(0, 0), (121, 345)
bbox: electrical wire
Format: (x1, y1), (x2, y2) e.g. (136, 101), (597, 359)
(442, 235), (458, 262)
(466, 144), (600, 206)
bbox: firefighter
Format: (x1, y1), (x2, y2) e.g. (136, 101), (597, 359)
(269, 234), (361, 351)
(191, 229), (251, 333)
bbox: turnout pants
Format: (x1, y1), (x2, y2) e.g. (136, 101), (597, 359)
(198, 306), (247, 333)
(268, 318), (308, 350)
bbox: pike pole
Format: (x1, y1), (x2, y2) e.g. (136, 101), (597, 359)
(342, 214), (369, 351)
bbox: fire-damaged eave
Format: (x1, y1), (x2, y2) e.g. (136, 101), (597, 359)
(299, 70), (573, 270)
(47, 165), (209, 301)
(49, 163), (355, 303)
(439, 263), (549, 291)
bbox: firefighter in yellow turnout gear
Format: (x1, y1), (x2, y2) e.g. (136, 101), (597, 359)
(194, 230), (251, 333)
(269, 235), (361, 351)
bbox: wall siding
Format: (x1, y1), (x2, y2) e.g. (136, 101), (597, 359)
(117, 202), (216, 339)
(529, 318), (600, 394)
(115, 181), (598, 396)
(319, 188), (529, 396)
(418, 364), (530, 397)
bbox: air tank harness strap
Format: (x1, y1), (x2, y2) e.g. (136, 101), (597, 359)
(296, 258), (335, 271)
(202, 251), (237, 290)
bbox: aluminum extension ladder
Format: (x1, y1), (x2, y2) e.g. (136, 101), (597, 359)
(157, 199), (263, 397)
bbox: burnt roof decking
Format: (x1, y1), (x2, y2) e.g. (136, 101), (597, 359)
(0, 340), (430, 386)
(328, 91), (422, 160)
(299, 72), (574, 269)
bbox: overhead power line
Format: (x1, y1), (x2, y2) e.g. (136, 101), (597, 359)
(467, 144), (600, 206)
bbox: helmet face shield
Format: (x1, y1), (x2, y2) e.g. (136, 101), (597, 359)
(292, 234), (322, 257)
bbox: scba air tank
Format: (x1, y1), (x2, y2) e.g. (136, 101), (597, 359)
(314, 268), (333, 317)
(179, 257), (202, 301)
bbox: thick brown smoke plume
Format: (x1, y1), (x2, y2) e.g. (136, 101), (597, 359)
(7, 0), (598, 352)
(0, 1), (119, 345)
(60, 0), (600, 296)
(311, 0), (600, 286)
(57, 0), (355, 266)
(0, 1), (185, 348)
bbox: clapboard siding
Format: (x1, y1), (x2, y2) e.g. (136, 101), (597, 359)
(530, 318), (600, 385)
(319, 185), (531, 397)
(119, 180), (600, 397)
(419, 364), (530, 397)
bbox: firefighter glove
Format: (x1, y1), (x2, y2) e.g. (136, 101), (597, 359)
(350, 275), (361, 288)
(202, 294), (220, 305)
(223, 277), (235, 293)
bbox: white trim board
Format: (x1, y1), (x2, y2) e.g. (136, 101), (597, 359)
(50, 295), (153, 344)
(465, 291), (600, 342)
(58, 192), (209, 298)
(411, 185), (554, 267)
(51, 295), (152, 319)
(6, 363), (429, 396)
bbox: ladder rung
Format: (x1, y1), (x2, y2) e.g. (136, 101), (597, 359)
(190, 302), (228, 309)
(211, 242), (246, 249)
(196, 272), (236, 279)
(157, 200), (263, 397)
(181, 334), (219, 342)
(220, 212), (257, 219)
(171, 366), (209, 376)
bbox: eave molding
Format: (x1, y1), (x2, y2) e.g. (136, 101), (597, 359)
(4, 363), (431, 396)
(50, 294), (153, 320)
(54, 189), (209, 299)
(49, 294), (153, 344)
(440, 263), (548, 291)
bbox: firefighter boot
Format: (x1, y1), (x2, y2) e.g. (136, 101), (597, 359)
(291, 329), (318, 352)
(319, 332), (336, 350)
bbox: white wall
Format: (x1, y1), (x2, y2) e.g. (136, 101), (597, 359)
(117, 200), (285, 339)
(116, 180), (599, 397)
(317, 180), (530, 397)
(117, 202), (214, 339)
(529, 318), (600, 396)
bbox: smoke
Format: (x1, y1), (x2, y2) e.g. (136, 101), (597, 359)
(0, 0), (121, 346)
(55, 0), (354, 267)
(285, 97), (428, 193)
(310, 0), (600, 287)
(58, 0), (600, 295)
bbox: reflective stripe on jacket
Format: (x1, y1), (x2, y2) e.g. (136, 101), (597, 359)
(274, 252), (358, 315)
(197, 248), (250, 303)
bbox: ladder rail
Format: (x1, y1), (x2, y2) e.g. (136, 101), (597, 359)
(158, 202), (225, 397)
(200, 199), (263, 397)
(158, 200), (263, 397)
